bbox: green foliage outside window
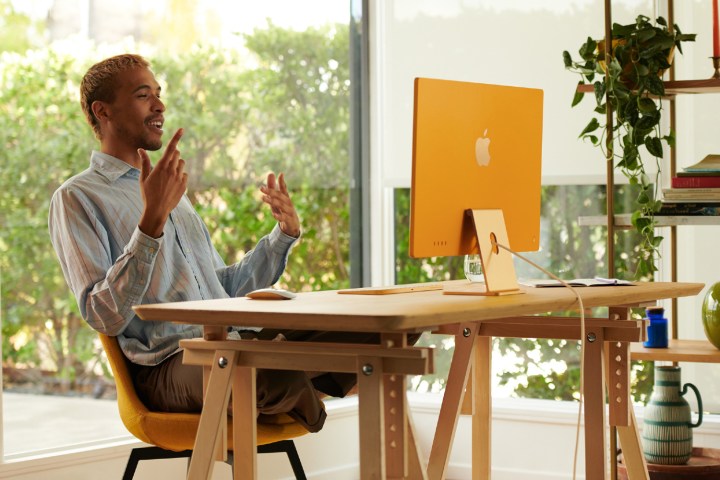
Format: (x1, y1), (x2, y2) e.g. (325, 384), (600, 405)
(1, 24), (351, 394)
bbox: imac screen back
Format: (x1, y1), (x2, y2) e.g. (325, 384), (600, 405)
(410, 77), (544, 258)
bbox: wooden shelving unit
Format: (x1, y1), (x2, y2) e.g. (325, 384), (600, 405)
(577, 78), (720, 95)
(578, 214), (720, 227)
(632, 339), (720, 363)
(581, 0), (720, 400)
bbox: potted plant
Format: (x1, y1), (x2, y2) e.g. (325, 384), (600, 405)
(562, 15), (695, 278)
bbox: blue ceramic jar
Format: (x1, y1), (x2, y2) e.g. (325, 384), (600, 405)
(643, 306), (668, 348)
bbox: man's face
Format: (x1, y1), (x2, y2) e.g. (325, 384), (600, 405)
(102, 66), (165, 151)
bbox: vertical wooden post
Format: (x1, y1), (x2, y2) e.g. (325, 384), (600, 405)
(233, 365), (257, 480)
(472, 336), (492, 480)
(382, 333), (408, 479)
(584, 329), (607, 480)
(358, 355), (386, 479)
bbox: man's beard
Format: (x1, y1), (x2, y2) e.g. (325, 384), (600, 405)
(138, 131), (163, 151)
(118, 124), (163, 152)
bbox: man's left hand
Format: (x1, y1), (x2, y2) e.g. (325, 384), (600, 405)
(261, 172), (301, 238)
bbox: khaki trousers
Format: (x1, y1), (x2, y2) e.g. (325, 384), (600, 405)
(132, 330), (403, 433)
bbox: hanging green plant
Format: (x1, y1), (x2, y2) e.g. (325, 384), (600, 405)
(562, 15), (695, 278)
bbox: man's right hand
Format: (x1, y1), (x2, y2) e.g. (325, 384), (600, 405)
(137, 128), (188, 238)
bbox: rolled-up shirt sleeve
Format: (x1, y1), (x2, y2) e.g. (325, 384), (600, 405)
(215, 224), (299, 297)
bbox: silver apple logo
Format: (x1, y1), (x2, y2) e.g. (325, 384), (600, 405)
(475, 128), (491, 167)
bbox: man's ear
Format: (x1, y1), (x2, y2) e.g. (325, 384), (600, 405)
(91, 100), (109, 124)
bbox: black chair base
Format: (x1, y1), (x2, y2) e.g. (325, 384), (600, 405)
(122, 440), (306, 480)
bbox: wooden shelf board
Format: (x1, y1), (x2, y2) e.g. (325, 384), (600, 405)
(631, 339), (720, 363)
(577, 78), (720, 96)
(578, 214), (720, 227)
(664, 78), (720, 94)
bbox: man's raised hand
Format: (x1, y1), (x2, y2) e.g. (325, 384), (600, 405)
(138, 128), (188, 238)
(261, 172), (301, 238)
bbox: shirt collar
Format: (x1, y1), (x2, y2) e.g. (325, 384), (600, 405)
(90, 151), (140, 182)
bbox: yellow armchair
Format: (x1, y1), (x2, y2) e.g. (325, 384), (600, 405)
(98, 334), (310, 479)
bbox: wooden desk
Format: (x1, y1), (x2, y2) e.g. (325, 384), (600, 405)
(134, 280), (703, 480)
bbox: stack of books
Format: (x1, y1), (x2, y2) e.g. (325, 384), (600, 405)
(659, 155), (720, 216)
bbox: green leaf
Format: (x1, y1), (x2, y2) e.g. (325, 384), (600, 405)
(645, 75), (665, 96)
(608, 57), (622, 76)
(636, 28), (656, 43)
(593, 81), (605, 105)
(612, 22), (635, 37)
(613, 83), (631, 100)
(579, 37), (597, 61)
(664, 130), (676, 147)
(579, 117), (600, 137)
(636, 115), (659, 131)
(637, 97), (657, 114)
(571, 87), (584, 107)
(621, 133), (632, 149)
(563, 50), (572, 68)
(623, 148), (640, 170)
(635, 14), (651, 26)
(676, 33), (696, 42)
(583, 67), (596, 81)
(633, 215), (652, 231)
(645, 136), (664, 158)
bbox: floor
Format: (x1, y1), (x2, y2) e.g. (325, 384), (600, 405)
(3, 392), (128, 457)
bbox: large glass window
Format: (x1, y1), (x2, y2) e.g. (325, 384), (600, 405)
(395, 184), (655, 401)
(1, 0), (353, 458)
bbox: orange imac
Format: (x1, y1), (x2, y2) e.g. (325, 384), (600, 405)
(409, 78), (544, 295)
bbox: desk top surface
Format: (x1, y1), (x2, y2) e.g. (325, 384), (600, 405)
(133, 280), (703, 333)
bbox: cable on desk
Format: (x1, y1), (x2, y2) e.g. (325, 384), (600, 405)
(495, 243), (586, 480)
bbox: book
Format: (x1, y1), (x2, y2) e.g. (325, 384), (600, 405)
(671, 176), (720, 188)
(662, 187), (720, 201)
(682, 154), (720, 173)
(657, 202), (720, 216)
(677, 170), (720, 177)
(520, 278), (634, 288)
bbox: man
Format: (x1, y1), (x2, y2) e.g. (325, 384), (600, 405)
(49, 54), (331, 431)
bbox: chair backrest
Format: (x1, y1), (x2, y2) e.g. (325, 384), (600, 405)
(99, 333), (310, 451)
(98, 334), (154, 444)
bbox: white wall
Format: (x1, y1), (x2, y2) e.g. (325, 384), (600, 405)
(369, 0), (720, 413)
(368, 0), (659, 284)
(4, 394), (720, 480)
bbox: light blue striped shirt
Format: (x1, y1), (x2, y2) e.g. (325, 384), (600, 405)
(49, 151), (297, 366)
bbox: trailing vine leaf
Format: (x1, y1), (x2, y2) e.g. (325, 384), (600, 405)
(562, 15), (695, 279)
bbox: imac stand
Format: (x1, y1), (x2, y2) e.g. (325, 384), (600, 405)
(443, 209), (523, 296)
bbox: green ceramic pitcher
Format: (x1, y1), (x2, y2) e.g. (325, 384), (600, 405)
(641, 366), (703, 465)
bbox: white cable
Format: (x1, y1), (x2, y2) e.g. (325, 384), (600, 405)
(494, 243), (586, 480)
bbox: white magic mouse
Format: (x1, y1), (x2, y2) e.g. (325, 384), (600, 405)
(246, 288), (297, 300)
